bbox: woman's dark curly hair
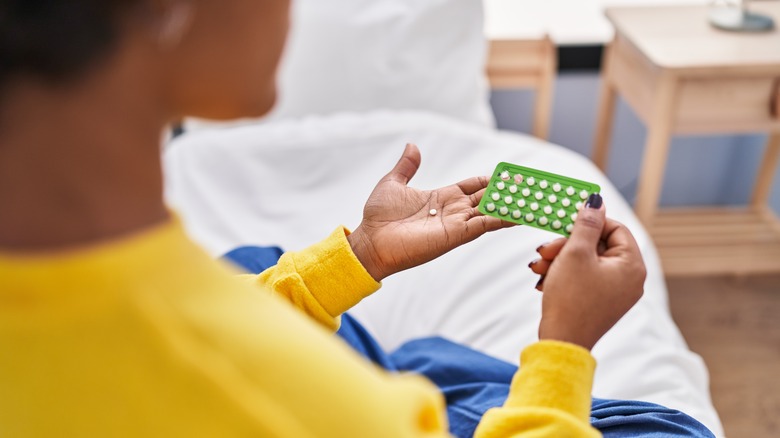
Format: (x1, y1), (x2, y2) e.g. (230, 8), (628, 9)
(0, 0), (137, 86)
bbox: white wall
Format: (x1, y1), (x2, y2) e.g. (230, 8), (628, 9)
(491, 72), (780, 213)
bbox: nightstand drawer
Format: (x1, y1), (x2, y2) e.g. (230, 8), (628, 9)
(675, 76), (780, 134)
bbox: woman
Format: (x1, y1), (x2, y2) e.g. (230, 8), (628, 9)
(0, 1), (710, 436)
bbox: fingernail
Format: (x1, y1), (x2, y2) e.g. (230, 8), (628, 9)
(528, 260), (538, 269)
(586, 193), (603, 209)
(535, 276), (545, 290)
(536, 244), (546, 253)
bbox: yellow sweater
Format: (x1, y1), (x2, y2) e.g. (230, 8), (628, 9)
(0, 220), (600, 437)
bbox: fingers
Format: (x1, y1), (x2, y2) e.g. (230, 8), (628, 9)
(529, 258), (552, 276)
(464, 215), (514, 241)
(601, 218), (642, 259)
(384, 143), (422, 185)
(457, 175), (491, 197)
(469, 187), (487, 207)
(529, 238), (567, 292)
(567, 194), (606, 253)
(536, 238), (567, 261)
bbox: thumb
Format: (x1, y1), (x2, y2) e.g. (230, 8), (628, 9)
(384, 143), (421, 185)
(568, 194), (606, 250)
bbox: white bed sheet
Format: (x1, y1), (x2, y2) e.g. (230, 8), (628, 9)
(164, 110), (723, 436)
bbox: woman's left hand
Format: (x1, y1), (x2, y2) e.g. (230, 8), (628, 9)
(348, 144), (513, 282)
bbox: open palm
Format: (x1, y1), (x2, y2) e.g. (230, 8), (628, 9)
(349, 144), (513, 281)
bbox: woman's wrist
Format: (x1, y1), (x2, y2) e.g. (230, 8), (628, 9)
(346, 226), (384, 282)
(539, 317), (597, 351)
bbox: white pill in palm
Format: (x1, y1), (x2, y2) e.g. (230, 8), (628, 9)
(566, 186), (575, 196)
(509, 185), (518, 194)
(530, 202), (539, 211)
(539, 180), (549, 189)
(504, 196), (513, 204)
(548, 194), (557, 204)
(496, 181), (505, 190)
(429, 209), (438, 216)
(580, 190), (589, 200)
(538, 217), (549, 226)
(561, 198), (571, 207)
(552, 220), (562, 230)
(499, 206), (509, 216)
(491, 192), (500, 201)
(553, 183), (562, 192)
(543, 206), (553, 215)
(525, 213), (535, 222)
(557, 209), (566, 218)
(534, 191), (544, 200)
(522, 188), (531, 197)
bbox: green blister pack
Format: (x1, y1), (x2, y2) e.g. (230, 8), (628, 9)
(478, 162), (601, 237)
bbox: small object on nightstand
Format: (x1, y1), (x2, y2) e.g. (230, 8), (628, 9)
(710, 0), (775, 32)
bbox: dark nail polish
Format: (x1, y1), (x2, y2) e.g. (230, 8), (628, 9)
(528, 260), (539, 269)
(536, 244), (545, 253)
(535, 276), (545, 290)
(586, 193), (603, 209)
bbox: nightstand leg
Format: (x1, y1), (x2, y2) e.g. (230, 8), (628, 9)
(532, 36), (556, 141)
(592, 44), (616, 172)
(634, 76), (679, 226)
(751, 132), (780, 208)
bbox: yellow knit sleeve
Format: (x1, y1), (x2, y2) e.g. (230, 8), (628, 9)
(474, 341), (602, 437)
(240, 227), (381, 332)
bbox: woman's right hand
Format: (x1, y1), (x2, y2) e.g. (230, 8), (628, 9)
(529, 194), (647, 351)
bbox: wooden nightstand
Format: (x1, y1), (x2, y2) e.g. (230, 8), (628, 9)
(592, 4), (780, 276)
(487, 37), (557, 140)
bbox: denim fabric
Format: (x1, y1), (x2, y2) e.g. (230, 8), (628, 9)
(389, 336), (714, 438)
(221, 246), (285, 275)
(224, 246), (714, 438)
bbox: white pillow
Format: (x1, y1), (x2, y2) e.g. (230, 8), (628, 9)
(186, 0), (495, 130)
(271, 0), (494, 126)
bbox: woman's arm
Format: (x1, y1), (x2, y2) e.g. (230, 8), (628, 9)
(243, 226), (380, 331)
(476, 341), (601, 437)
(476, 196), (646, 436)
(241, 144), (510, 330)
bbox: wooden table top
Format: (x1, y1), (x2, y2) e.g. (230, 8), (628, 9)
(605, 3), (780, 71)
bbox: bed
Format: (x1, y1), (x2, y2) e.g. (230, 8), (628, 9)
(165, 1), (723, 435)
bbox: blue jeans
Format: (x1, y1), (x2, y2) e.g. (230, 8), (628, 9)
(224, 246), (714, 438)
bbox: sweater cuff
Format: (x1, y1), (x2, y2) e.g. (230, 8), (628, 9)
(504, 340), (596, 423)
(292, 226), (381, 317)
